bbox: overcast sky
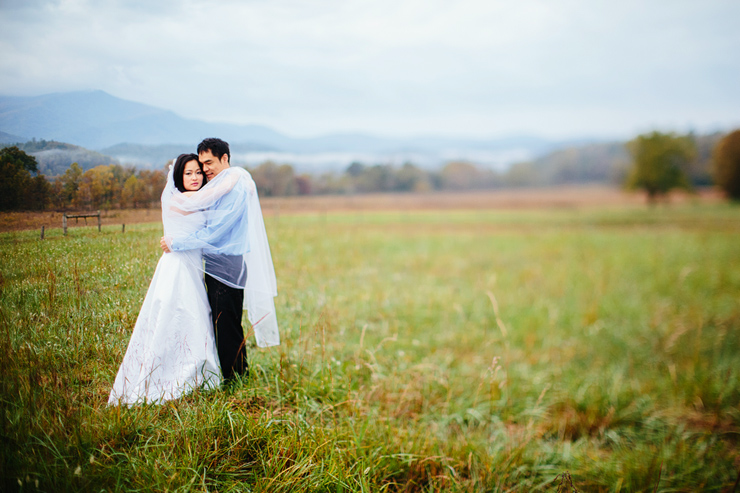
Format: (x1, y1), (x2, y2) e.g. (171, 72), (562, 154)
(1, 0), (739, 140)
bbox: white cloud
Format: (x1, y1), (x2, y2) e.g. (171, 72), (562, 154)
(1, 0), (739, 138)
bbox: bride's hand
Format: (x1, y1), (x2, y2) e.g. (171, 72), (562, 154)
(160, 236), (172, 253)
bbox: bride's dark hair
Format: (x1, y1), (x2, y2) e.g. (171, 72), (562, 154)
(173, 153), (207, 192)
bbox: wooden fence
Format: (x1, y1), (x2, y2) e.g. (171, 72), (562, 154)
(63, 211), (101, 235)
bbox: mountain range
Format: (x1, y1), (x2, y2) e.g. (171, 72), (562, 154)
(0, 90), (578, 171)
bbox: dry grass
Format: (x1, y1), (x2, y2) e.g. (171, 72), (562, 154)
(262, 186), (721, 214)
(0, 186), (723, 233)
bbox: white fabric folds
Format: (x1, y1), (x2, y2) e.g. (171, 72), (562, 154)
(162, 165), (280, 347)
(108, 247), (222, 405)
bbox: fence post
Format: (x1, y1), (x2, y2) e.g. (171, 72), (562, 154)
(97, 210), (101, 232)
(122, 224), (125, 233)
(40, 226), (45, 240)
(63, 213), (67, 236)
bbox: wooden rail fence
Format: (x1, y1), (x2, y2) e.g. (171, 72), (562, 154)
(63, 211), (101, 235)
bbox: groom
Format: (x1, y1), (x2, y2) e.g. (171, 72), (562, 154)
(161, 138), (249, 382)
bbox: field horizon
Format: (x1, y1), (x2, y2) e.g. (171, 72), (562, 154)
(0, 185), (723, 234)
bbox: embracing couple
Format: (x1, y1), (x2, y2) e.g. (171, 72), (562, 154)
(108, 138), (279, 405)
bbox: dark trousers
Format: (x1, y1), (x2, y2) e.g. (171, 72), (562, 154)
(205, 275), (248, 381)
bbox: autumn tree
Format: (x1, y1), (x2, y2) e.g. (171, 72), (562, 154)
(59, 162), (83, 207)
(0, 146), (49, 210)
(25, 175), (52, 210)
(354, 164), (396, 192)
(687, 132), (723, 186)
(440, 161), (481, 190)
(121, 175), (142, 208)
(504, 161), (538, 187)
(712, 129), (740, 200)
(137, 169), (167, 207)
(76, 165), (114, 209)
(295, 174), (312, 195)
(625, 131), (696, 203)
(395, 162), (430, 192)
(250, 161), (297, 196)
(346, 162), (366, 177)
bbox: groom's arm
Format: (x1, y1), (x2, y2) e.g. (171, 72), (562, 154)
(166, 186), (248, 253)
(161, 172), (241, 253)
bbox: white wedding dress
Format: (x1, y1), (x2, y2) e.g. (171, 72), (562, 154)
(108, 238), (221, 405)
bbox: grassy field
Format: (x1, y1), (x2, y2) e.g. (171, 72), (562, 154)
(1, 198), (739, 491)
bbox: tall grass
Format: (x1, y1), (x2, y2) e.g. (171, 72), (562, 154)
(1, 203), (739, 491)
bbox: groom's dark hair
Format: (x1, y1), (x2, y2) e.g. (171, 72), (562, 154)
(197, 137), (230, 162)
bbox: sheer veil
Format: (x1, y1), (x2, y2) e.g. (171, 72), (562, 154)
(161, 163), (280, 347)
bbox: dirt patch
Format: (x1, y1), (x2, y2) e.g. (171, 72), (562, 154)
(0, 208), (162, 233)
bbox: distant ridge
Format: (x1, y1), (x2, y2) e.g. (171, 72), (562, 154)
(0, 129), (27, 144)
(0, 91), (566, 169)
(0, 90), (285, 150)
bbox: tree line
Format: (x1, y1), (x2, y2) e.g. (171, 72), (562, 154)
(2, 129), (739, 212)
(0, 148), (167, 211)
(246, 130), (740, 203)
(624, 130), (740, 203)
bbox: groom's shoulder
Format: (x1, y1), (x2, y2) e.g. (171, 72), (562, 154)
(229, 167), (256, 191)
(219, 167), (248, 184)
(226, 166), (250, 181)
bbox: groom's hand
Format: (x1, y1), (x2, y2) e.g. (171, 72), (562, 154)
(160, 237), (171, 253)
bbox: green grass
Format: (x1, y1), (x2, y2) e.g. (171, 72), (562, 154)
(1, 203), (739, 491)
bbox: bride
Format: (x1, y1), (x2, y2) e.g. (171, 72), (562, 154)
(108, 154), (221, 405)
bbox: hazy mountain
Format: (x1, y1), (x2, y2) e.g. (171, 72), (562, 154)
(0, 90), (570, 170)
(0, 90), (287, 150)
(0, 130), (27, 144)
(98, 141), (281, 168)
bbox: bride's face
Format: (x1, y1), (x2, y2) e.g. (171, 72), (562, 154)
(183, 160), (204, 191)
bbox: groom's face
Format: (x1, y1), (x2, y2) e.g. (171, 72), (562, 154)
(199, 150), (229, 180)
